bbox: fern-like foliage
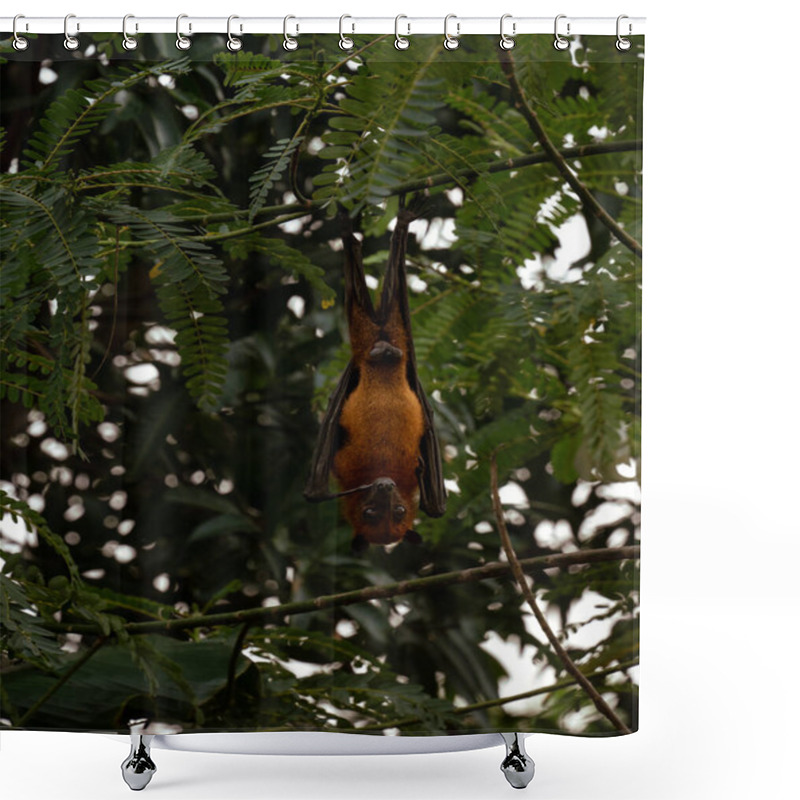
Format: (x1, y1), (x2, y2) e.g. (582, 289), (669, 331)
(107, 206), (229, 411)
(1, 185), (99, 304)
(22, 60), (191, 173)
(77, 144), (221, 199)
(0, 183), (105, 439)
(0, 490), (84, 677)
(184, 62), (319, 144)
(314, 40), (450, 211)
(1, 37), (641, 737)
(249, 136), (303, 222)
(0, 490), (81, 581)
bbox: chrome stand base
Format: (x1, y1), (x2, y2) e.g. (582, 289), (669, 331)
(500, 733), (535, 789)
(121, 720), (157, 791)
(116, 728), (532, 789)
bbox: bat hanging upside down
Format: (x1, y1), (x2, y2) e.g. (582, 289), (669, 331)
(304, 204), (446, 549)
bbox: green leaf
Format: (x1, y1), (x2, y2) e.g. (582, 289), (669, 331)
(249, 137), (303, 222)
(551, 433), (581, 484)
(188, 513), (260, 544)
(163, 486), (241, 515)
(1, 633), (252, 730)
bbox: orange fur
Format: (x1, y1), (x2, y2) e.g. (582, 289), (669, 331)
(333, 302), (424, 544)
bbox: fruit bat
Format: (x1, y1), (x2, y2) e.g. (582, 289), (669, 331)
(304, 205), (446, 549)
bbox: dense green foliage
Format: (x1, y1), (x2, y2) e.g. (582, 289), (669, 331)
(1, 33), (641, 735)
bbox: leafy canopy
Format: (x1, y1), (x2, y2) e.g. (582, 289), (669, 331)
(1, 33), (641, 736)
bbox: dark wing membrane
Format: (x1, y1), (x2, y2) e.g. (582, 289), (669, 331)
(415, 380), (447, 517)
(378, 207), (414, 327)
(305, 215), (369, 502)
(340, 211), (375, 322)
(388, 210), (447, 517)
(303, 360), (358, 501)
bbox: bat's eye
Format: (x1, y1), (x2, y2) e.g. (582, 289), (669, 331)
(393, 505), (406, 521)
(362, 507), (380, 522)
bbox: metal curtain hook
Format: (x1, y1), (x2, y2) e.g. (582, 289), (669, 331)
(616, 14), (632, 51)
(499, 14), (515, 50)
(554, 14), (570, 51)
(394, 15), (410, 50)
(226, 15), (242, 51)
(443, 14), (459, 50)
(176, 13), (191, 50)
(339, 14), (354, 50)
(64, 13), (79, 50)
(122, 14), (138, 50)
(12, 14), (28, 51)
(283, 15), (298, 51)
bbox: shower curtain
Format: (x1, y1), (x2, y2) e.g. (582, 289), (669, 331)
(0, 24), (642, 742)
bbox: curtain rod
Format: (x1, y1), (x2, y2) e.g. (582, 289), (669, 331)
(1, 15), (646, 38)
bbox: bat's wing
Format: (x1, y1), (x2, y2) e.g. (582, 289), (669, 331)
(340, 211), (375, 322)
(305, 214), (370, 502)
(385, 206), (447, 518)
(415, 378), (447, 517)
(303, 360), (358, 502)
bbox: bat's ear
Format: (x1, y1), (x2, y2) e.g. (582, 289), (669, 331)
(351, 534), (369, 553)
(403, 529), (422, 545)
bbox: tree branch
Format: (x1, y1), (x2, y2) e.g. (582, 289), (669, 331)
(397, 139), (642, 198)
(356, 658), (639, 731)
(499, 51), (642, 260)
(490, 451), (633, 734)
(90, 140), (642, 229)
(45, 545), (639, 637)
(457, 657), (639, 716)
(17, 636), (106, 727)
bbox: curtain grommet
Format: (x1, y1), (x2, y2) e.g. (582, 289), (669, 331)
(12, 14), (29, 51)
(226, 16), (242, 51)
(616, 15), (632, 51)
(283, 15), (299, 51)
(499, 14), (515, 50)
(554, 15), (570, 51)
(443, 14), (460, 51)
(394, 15), (410, 50)
(339, 14), (354, 50)
(64, 14), (80, 50)
(176, 14), (192, 51)
(121, 14), (138, 51)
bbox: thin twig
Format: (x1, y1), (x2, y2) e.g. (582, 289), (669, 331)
(91, 225), (120, 380)
(499, 51), (642, 260)
(356, 657), (639, 731)
(93, 209), (311, 258)
(17, 636), (106, 726)
(457, 657), (639, 716)
(44, 545), (639, 637)
(489, 451), (632, 734)
(86, 140), (641, 231)
(399, 139), (642, 199)
(321, 36), (390, 80)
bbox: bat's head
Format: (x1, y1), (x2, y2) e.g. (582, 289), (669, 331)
(347, 476), (418, 546)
